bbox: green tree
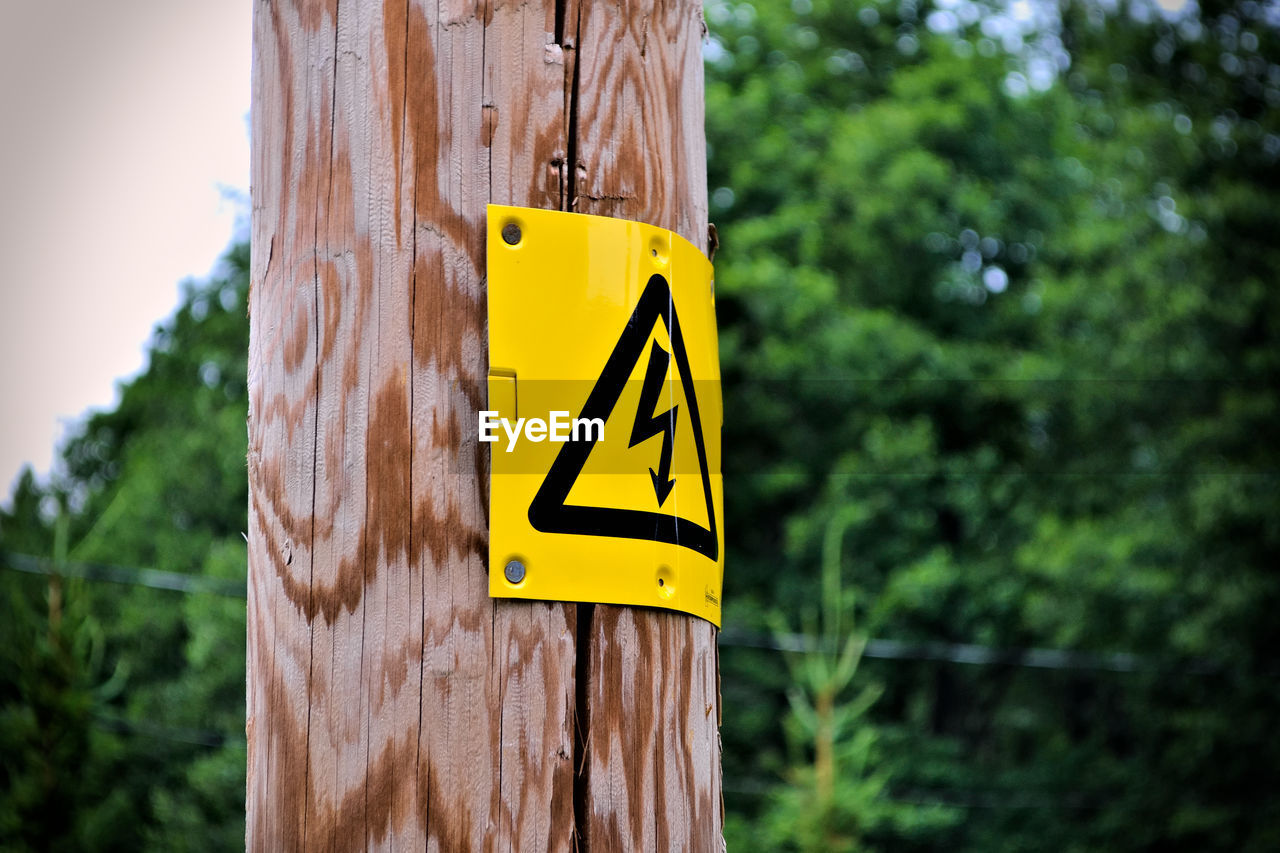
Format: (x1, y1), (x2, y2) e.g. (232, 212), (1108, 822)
(0, 506), (134, 850)
(2, 245), (251, 849)
(707, 0), (1279, 848)
(759, 509), (958, 851)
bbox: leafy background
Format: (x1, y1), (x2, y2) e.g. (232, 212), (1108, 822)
(2, 0), (1277, 849)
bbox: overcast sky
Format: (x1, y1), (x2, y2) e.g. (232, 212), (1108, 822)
(0, 0), (252, 502)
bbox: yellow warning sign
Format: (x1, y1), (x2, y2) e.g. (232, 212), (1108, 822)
(485, 204), (723, 625)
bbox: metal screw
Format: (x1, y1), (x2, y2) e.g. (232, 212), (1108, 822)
(501, 223), (521, 245)
(504, 560), (526, 584)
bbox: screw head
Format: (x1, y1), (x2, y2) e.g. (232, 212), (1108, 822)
(501, 223), (522, 245)
(504, 560), (526, 584)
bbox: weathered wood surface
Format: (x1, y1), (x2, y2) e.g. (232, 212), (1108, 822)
(569, 1), (722, 848)
(248, 0), (719, 848)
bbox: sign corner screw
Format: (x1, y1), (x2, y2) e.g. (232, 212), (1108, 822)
(504, 560), (526, 584)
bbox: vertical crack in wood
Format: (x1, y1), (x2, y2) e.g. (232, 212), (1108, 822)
(482, 0), (492, 207)
(403, 0), (426, 840)
(552, 0), (572, 210)
(562, 0), (582, 212)
(557, 4), (593, 847)
(572, 603), (594, 851)
(301, 1), (346, 842)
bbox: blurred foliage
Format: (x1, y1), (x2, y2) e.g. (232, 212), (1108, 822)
(3, 0), (1279, 848)
(1, 246), (250, 850)
(706, 0), (1278, 848)
(758, 508), (959, 850)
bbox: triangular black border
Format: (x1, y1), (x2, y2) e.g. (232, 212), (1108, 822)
(527, 273), (719, 560)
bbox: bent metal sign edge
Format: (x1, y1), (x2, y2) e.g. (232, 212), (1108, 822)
(483, 204), (724, 626)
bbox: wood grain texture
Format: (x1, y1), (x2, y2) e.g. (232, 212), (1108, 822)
(572, 0), (710, 248)
(571, 1), (723, 850)
(248, 0), (719, 848)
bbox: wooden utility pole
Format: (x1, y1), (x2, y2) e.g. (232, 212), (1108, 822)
(247, 1), (721, 849)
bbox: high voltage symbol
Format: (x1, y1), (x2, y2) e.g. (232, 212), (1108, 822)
(629, 341), (678, 507)
(527, 274), (719, 560)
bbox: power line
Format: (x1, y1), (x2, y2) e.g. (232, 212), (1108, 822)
(4, 551), (1210, 675)
(718, 629), (1177, 674)
(2, 552), (244, 597)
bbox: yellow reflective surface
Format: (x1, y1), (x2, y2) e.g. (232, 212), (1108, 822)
(486, 204), (723, 625)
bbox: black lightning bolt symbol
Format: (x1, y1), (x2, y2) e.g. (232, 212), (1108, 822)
(628, 340), (679, 507)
